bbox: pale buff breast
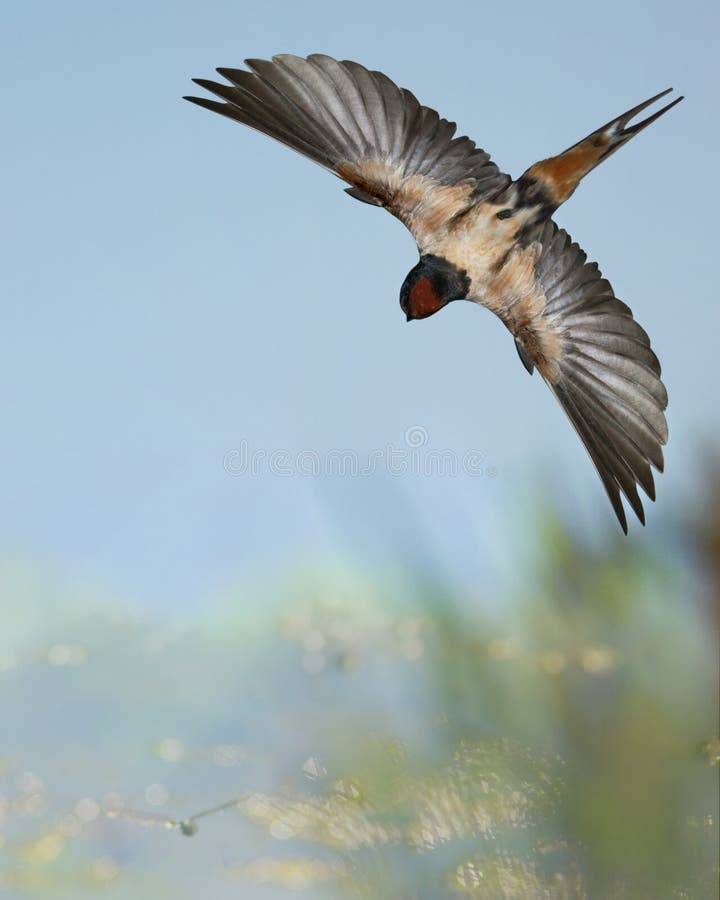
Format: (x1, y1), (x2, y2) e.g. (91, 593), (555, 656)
(431, 215), (565, 383)
(422, 202), (520, 287)
(485, 243), (564, 382)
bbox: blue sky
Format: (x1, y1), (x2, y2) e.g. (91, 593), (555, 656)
(3, 0), (718, 611)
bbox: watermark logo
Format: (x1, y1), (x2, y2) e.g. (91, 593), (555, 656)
(223, 427), (496, 479)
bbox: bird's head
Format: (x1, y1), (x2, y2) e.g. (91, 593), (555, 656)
(400, 255), (470, 322)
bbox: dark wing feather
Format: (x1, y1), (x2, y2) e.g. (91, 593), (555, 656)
(185, 54), (510, 248)
(519, 222), (668, 532)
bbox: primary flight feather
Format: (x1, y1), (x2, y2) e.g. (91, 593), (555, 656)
(185, 54), (682, 533)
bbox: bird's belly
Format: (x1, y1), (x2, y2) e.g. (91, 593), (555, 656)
(445, 234), (549, 333)
(424, 204), (523, 307)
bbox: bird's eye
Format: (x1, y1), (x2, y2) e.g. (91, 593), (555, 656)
(496, 209), (513, 220)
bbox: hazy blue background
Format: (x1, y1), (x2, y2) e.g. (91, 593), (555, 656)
(3, 0), (718, 612)
(2, 6), (718, 897)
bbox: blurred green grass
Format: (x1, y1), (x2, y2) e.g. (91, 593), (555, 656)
(0, 485), (717, 898)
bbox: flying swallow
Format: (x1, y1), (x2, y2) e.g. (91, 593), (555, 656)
(185, 55), (683, 532)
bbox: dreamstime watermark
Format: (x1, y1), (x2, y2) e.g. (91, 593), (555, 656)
(223, 426), (497, 479)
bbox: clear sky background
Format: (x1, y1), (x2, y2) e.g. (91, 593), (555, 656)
(3, 0), (718, 612)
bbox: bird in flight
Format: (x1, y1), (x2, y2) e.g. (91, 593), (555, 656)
(185, 55), (682, 532)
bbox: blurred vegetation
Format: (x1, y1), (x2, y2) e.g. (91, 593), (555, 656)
(0, 493), (717, 898)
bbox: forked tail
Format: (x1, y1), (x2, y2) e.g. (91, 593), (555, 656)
(519, 88), (684, 211)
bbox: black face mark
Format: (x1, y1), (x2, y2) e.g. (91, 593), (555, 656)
(400, 255), (471, 321)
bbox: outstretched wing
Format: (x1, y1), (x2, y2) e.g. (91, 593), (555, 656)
(185, 54), (510, 248)
(508, 222), (668, 532)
